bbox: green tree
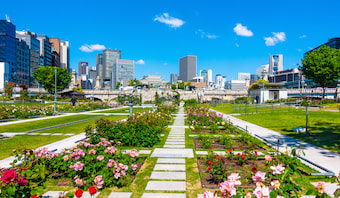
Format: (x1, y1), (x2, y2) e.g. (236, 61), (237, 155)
(300, 45), (340, 99)
(72, 86), (84, 93)
(177, 82), (185, 89)
(248, 79), (269, 90)
(33, 66), (71, 94)
(128, 79), (142, 86)
(115, 82), (122, 89)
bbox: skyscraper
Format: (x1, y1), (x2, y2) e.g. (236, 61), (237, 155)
(238, 72), (250, 81)
(36, 34), (52, 66)
(207, 69), (212, 83)
(0, 20), (16, 84)
(16, 39), (30, 85)
(200, 69), (208, 82)
(60, 41), (70, 71)
(111, 59), (134, 88)
(16, 30), (40, 87)
(78, 62), (88, 75)
(179, 55), (196, 82)
(170, 73), (178, 84)
(96, 53), (103, 86)
(49, 38), (61, 67)
(102, 49), (121, 87)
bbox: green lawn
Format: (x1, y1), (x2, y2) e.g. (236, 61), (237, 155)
(235, 109), (340, 153)
(0, 115), (127, 160)
(0, 114), (101, 133)
(94, 107), (151, 114)
(210, 104), (236, 114)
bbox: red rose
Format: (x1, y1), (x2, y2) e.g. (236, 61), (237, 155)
(252, 167), (257, 172)
(88, 186), (97, 195)
(208, 166), (212, 171)
(207, 159), (211, 165)
(31, 196), (39, 198)
(75, 189), (83, 197)
(241, 154), (245, 159)
(1, 170), (17, 183)
(255, 151), (258, 156)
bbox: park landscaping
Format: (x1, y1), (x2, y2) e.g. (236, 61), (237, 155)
(93, 107), (152, 114)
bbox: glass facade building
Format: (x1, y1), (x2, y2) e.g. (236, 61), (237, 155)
(102, 49), (121, 87)
(36, 35), (52, 66)
(112, 59), (134, 88)
(16, 39), (30, 85)
(0, 20), (16, 83)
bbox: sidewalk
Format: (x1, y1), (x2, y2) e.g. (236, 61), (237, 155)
(211, 109), (340, 176)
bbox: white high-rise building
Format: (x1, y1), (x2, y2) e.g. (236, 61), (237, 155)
(238, 72), (250, 81)
(60, 41), (70, 71)
(256, 64), (269, 78)
(269, 54), (283, 76)
(207, 69), (212, 83)
(215, 74), (226, 90)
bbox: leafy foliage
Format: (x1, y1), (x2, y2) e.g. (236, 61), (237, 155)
(300, 45), (340, 98)
(33, 66), (71, 94)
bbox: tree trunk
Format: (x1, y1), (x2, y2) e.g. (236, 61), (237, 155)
(322, 86), (325, 100)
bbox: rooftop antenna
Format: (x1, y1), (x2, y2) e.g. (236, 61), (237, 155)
(5, 14), (11, 22)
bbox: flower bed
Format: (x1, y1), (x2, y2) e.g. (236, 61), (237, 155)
(0, 104), (53, 119)
(86, 111), (171, 147)
(0, 138), (144, 197)
(57, 102), (113, 112)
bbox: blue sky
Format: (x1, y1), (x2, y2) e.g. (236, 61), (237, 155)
(2, 0), (340, 81)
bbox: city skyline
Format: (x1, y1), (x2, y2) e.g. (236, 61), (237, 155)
(1, 0), (339, 81)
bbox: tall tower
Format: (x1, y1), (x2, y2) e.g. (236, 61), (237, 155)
(179, 55), (196, 82)
(102, 49), (121, 88)
(269, 55), (283, 76)
(60, 41), (70, 71)
(78, 62), (88, 75)
(0, 20), (16, 84)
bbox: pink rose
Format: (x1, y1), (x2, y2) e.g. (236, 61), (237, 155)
(1, 170), (17, 183)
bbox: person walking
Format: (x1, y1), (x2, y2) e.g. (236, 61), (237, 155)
(71, 95), (77, 106)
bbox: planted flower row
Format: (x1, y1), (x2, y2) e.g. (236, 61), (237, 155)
(0, 104), (53, 119)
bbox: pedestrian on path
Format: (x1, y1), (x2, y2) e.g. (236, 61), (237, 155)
(71, 95), (77, 106)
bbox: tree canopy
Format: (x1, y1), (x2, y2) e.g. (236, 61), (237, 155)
(300, 45), (340, 98)
(33, 66), (71, 94)
(128, 79), (142, 86)
(248, 79), (268, 90)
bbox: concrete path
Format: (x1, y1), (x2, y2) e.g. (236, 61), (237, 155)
(210, 109), (340, 176)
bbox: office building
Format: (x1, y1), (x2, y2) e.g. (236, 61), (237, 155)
(179, 55), (197, 82)
(111, 59), (134, 88)
(305, 37), (340, 55)
(256, 64), (269, 78)
(60, 41), (69, 71)
(268, 68), (300, 83)
(250, 74), (259, 83)
(88, 67), (97, 81)
(170, 73), (178, 84)
(207, 69), (212, 83)
(215, 74), (226, 90)
(96, 54), (103, 86)
(200, 69), (208, 82)
(36, 34), (52, 66)
(226, 80), (247, 90)
(238, 72), (250, 81)
(268, 55), (283, 76)
(49, 38), (61, 67)
(102, 49), (121, 87)
(16, 39), (30, 85)
(16, 30), (40, 87)
(0, 20), (16, 84)
(78, 61), (88, 75)
(140, 75), (167, 87)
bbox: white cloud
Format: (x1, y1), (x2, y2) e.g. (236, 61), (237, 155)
(196, 29), (218, 39)
(136, 59), (145, 65)
(299, 35), (307, 39)
(235, 43), (239, 47)
(233, 23), (253, 37)
(79, 44), (106, 52)
(154, 13), (185, 28)
(264, 32), (286, 46)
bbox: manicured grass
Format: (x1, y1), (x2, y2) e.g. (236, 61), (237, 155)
(94, 107), (151, 114)
(322, 103), (340, 110)
(0, 114), (101, 133)
(210, 104), (236, 114)
(0, 135), (66, 159)
(235, 109), (340, 153)
(0, 115), (127, 160)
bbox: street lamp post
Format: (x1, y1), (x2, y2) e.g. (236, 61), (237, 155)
(92, 78), (95, 102)
(4, 80), (8, 103)
(54, 69), (57, 114)
(262, 69), (267, 104)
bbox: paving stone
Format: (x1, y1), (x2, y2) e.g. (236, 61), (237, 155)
(157, 158), (185, 164)
(250, 151), (264, 155)
(28, 133), (39, 135)
(232, 151), (243, 155)
(168, 126), (188, 128)
(152, 148), (194, 158)
(150, 171), (186, 180)
(142, 193), (186, 198)
(73, 191), (100, 198)
(107, 192), (132, 198)
(164, 145), (185, 148)
(197, 194), (203, 198)
(52, 133), (63, 136)
(40, 133), (51, 135)
(213, 151), (226, 155)
(160, 134), (165, 137)
(154, 164), (186, 171)
(139, 150), (151, 154)
(64, 133), (75, 136)
(195, 151), (208, 155)
(165, 142), (185, 145)
(42, 191), (69, 198)
(168, 135), (185, 137)
(145, 181), (186, 191)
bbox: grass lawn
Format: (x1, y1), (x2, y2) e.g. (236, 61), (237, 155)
(210, 104), (236, 114)
(235, 109), (340, 153)
(94, 107), (151, 114)
(0, 115), (127, 160)
(0, 114), (101, 133)
(322, 103), (340, 110)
